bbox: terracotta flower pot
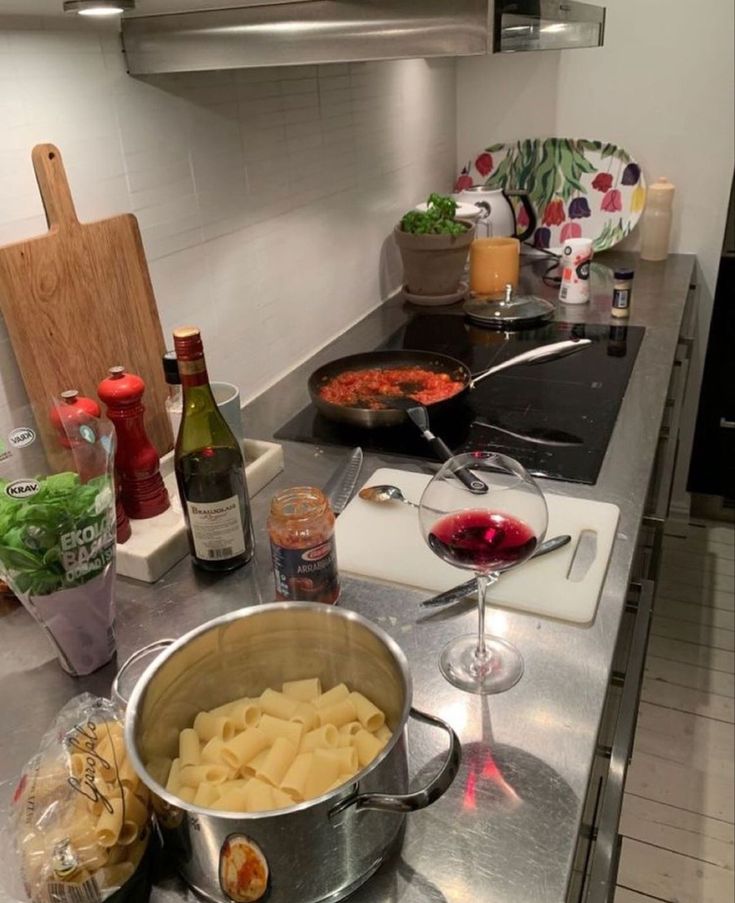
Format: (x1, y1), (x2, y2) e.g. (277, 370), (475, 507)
(394, 219), (475, 296)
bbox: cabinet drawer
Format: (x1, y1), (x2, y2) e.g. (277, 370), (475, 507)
(567, 580), (654, 903)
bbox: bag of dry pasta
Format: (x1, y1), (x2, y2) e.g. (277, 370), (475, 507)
(7, 693), (156, 903)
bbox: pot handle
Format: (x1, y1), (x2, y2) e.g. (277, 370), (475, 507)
(329, 707), (461, 818)
(111, 639), (174, 709)
(504, 189), (537, 243)
(470, 338), (592, 386)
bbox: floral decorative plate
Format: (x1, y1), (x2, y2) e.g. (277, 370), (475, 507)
(456, 138), (646, 254)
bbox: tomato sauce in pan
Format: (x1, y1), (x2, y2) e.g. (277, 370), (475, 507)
(318, 366), (465, 410)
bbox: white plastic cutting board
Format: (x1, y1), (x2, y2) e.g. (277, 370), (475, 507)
(336, 468), (620, 624)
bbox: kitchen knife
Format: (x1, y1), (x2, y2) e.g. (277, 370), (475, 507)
(420, 534), (572, 607)
(323, 447), (364, 515)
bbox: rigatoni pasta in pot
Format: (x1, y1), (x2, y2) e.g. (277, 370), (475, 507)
(123, 602), (460, 903)
(9, 693), (154, 903)
(158, 680), (391, 813)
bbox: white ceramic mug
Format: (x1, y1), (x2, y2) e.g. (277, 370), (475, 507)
(559, 238), (594, 305)
(211, 382), (243, 443)
(168, 381), (243, 444)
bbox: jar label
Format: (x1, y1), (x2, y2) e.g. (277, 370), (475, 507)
(187, 495), (246, 562)
(612, 288), (630, 309)
(270, 537), (340, 604)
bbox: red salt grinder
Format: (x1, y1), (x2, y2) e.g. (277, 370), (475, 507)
(50, 389), (102, 450)
(97, 367), (170, 519)
(51, 389), (131, 543)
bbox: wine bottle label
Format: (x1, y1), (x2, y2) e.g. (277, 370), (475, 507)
(187, 496), (246, 562)
(270, 538), (340, 605)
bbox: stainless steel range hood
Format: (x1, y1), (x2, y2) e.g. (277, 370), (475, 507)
(494, 0), (605, 53)
(121, 0), (605, 76)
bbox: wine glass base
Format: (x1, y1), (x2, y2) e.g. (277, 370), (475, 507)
(439, 634), (524, 695)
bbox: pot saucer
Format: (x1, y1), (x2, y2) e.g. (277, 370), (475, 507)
(402, 282), (468, 307)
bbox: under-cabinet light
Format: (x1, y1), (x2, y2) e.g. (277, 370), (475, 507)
(63, 0), (135, 15)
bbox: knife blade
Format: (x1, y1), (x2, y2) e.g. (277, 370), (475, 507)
(420, 534), (572, 607)
(323, 447), (364, 515)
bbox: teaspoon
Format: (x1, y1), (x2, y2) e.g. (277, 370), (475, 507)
(359, 484), (419, 508)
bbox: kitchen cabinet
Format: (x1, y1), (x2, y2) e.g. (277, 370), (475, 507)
(567, 580), (654, 903)
(633, 281), (697, 584)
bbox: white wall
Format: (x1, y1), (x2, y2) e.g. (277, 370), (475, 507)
(0, 16), (456, 443)
(458, 0), (735, 507)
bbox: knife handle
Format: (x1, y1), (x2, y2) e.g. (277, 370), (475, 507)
(425, 435), (488, 495)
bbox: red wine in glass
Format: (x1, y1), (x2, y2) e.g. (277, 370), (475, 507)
(428, 510), (538, 572)
(419, 451), (548, 695)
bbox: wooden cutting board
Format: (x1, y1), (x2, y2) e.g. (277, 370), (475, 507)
(336, 468), (620, 624)
(0, 144), (173, 468)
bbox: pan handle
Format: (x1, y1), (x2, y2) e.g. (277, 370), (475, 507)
(328, 708), (461, 818)
(401, 404), (487, 494)
(470, 338), (592, 386)
(426, 434), (488, 494)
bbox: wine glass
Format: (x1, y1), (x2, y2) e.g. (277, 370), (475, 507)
(419, 451), (548, 694)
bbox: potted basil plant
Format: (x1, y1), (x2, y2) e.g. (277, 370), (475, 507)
(394, 193), (475, 297)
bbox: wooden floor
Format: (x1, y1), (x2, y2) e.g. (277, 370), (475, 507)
(615, 520), (735, 903)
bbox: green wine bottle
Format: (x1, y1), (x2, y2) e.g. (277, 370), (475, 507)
(172, 327), (254, 571)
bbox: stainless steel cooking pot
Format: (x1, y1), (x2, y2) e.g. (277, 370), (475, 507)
(122, 603), (460, 903)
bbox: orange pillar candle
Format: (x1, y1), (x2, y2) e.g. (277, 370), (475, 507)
(469, 237), (520, 297)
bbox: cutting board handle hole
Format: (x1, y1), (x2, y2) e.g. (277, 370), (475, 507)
(48, 152), (55, 160)
(566, 529), (598, 583)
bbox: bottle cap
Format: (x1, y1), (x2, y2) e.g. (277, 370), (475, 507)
(173, 326), (204, 361)
(162, 351), (181, 385)
(614, 268), (635, 280)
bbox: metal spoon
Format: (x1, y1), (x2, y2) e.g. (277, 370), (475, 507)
(359, 484), (419, 508)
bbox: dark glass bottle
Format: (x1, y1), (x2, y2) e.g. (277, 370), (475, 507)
(172, 327), (254, 571)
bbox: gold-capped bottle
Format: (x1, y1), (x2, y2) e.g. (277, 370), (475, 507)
(172, 327), (254, 571)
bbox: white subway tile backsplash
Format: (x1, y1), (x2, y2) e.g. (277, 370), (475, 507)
(0, 17), (456, 436)
(318, 64), (349, 77)
(130, 175), (199, 213)
(140, 220), (203, 263)
(127, 156), (192, 194)
(234, 67), (281, 85)
(277, 65), (318, 80)
(0, 215), (47, 245)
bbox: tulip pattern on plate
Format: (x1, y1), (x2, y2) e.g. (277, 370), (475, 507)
(456, 138), (646, 254)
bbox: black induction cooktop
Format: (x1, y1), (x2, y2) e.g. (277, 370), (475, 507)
(275, 315), (644, 484)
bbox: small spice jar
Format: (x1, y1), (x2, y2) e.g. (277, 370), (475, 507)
(268, 487), (340, 605)
(611, 268), (634, 319)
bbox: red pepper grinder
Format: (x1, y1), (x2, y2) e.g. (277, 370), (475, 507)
(97, 366), (170, 520)
(50, 390), (131, 543)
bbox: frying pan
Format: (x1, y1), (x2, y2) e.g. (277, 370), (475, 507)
(308, 339), (592, 429)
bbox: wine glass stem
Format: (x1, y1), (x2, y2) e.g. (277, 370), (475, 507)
(475, 572), (499, 666)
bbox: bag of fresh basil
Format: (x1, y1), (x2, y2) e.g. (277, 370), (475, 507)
(0, 395), (117, 676)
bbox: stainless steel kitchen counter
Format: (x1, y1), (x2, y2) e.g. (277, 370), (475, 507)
(0, 251), (696, 903)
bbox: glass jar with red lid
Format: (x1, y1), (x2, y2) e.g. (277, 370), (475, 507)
(268, 487), (340, 605)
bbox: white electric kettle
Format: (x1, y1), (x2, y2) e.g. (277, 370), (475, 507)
(454, 186), (537, 243)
